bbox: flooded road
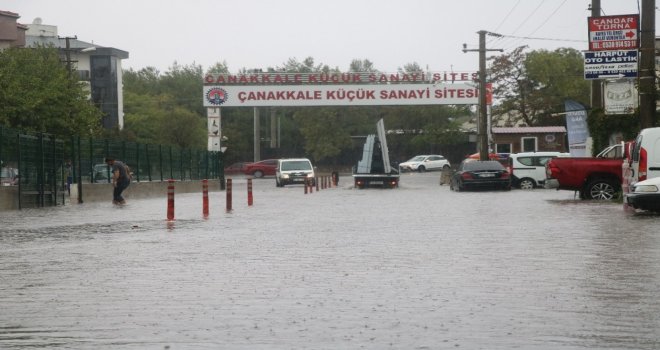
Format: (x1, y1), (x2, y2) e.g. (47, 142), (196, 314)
(1, 173), (659, 349)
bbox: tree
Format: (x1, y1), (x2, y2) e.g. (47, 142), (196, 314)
(349, 59), (377, 72)
(123, 63), (208, 148)
(399, 62), (424, 74)
(275, 57), (331, 73)
(292, 108), (354, 163)
(159, 62), (205, 115)
(489, 46), (589, 126)
(159, 106), (206, 149)
(0, 45), (102, 136)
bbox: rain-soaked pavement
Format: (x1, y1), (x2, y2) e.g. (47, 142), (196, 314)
(1, 172), (659, 349)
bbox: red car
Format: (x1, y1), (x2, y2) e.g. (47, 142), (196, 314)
(243, 159), (278, 178)
(224, 162), (248, 176)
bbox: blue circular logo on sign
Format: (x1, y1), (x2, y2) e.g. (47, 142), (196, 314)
(207, 88), (228, 105)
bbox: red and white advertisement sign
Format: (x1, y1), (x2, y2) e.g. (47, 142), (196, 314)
(588, 14), (638, 51)
(203, 83), (479, 107)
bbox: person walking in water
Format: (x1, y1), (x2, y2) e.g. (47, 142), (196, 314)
(105, 157), (131, 205)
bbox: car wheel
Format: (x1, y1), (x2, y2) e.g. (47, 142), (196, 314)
(276, 178), (282, 187)
(418, 165), (426, 172)
(585, 178), (618, 200)
(519, 178), (535, 190)
(442, 164), (450, 171)
(253, 170), (264, 178)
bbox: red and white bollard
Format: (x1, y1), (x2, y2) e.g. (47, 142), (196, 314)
(247, 178), (253, 206)
(226, 178), (233, 212)
(202, 179), (209, 218)
(167, 179), (175, 221)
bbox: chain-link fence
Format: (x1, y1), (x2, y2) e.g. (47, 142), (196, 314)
(1, 126), (223, 209)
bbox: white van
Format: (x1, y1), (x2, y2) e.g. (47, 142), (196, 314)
(276, 158), (315, 187)
(508, 151), (570, 189)
(624, 127), (660, 191)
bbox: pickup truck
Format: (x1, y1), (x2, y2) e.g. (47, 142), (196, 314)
(545, 143), (626, 200)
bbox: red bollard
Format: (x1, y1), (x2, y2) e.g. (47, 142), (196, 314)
(247, 178), (253, 206)
(316, 177), (319, 192)
(167, 179), (175, 221)
(226, 178), (233, 212)
(202, 179), (209, 218)
(304, 179), (308, 194)
(310, 178), (314, 193)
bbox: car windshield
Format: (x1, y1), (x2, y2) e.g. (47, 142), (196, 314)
(463, 161), (504, 171)
(281, 161), (311, 171)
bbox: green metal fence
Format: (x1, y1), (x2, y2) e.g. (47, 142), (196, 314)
(1, 126), (224, 209)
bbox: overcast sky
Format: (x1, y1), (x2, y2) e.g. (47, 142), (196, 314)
(4, 0), (651, 74)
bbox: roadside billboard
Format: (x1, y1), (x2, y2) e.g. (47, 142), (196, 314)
(588, 14), (639, 51)
(604, 80), (638, 115)
(583, 50), (638, 79)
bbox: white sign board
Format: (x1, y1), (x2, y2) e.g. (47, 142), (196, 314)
(604, 80), (638, 115)
(203, 83), (479, 107)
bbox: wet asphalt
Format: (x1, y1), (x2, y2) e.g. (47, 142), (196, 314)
(1, 172), (659, 349)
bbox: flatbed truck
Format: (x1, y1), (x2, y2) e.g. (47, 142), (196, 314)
(352, 119), (400, 189)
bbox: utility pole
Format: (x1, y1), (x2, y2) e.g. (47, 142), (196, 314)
(253, 107), (260, 162)
(463, 30), (503, 161)
(639, 0), (656, 128)
(590, 1), (602, 111)
(59, 36), (77, 75)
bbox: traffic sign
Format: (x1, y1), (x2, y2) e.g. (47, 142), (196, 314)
(584, 50), (638, 80)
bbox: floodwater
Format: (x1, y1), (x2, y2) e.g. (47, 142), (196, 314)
(1, 173), (659, 349)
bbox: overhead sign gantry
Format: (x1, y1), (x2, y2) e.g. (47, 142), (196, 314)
(202, 71), (483, 152)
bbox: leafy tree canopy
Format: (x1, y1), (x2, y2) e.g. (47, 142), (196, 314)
(122, 63), (207, 149)
(489, 46), (590, 126)
(0, 45), (102, 137)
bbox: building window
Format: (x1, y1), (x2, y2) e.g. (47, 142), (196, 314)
(522, 137), (537, 152)
(496, 143), (512, 153)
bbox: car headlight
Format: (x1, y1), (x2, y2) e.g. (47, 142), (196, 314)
(282, 174), (290, 179)
(306, 173), (314, 178)
(634, 184), (659, 193)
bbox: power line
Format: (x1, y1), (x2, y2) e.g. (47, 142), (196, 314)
(491, 0), (546, 50)
(527, 0), (568, 37)
(509, 1), (545, 36)
(499, 34), (586, 43)
(493, 0), (522, 33)
(502, 0), (569, 50)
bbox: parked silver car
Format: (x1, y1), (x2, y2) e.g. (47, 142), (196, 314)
(399, 155), (450, 172)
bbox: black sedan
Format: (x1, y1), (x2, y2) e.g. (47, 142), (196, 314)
(450, 160), (511, 191)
